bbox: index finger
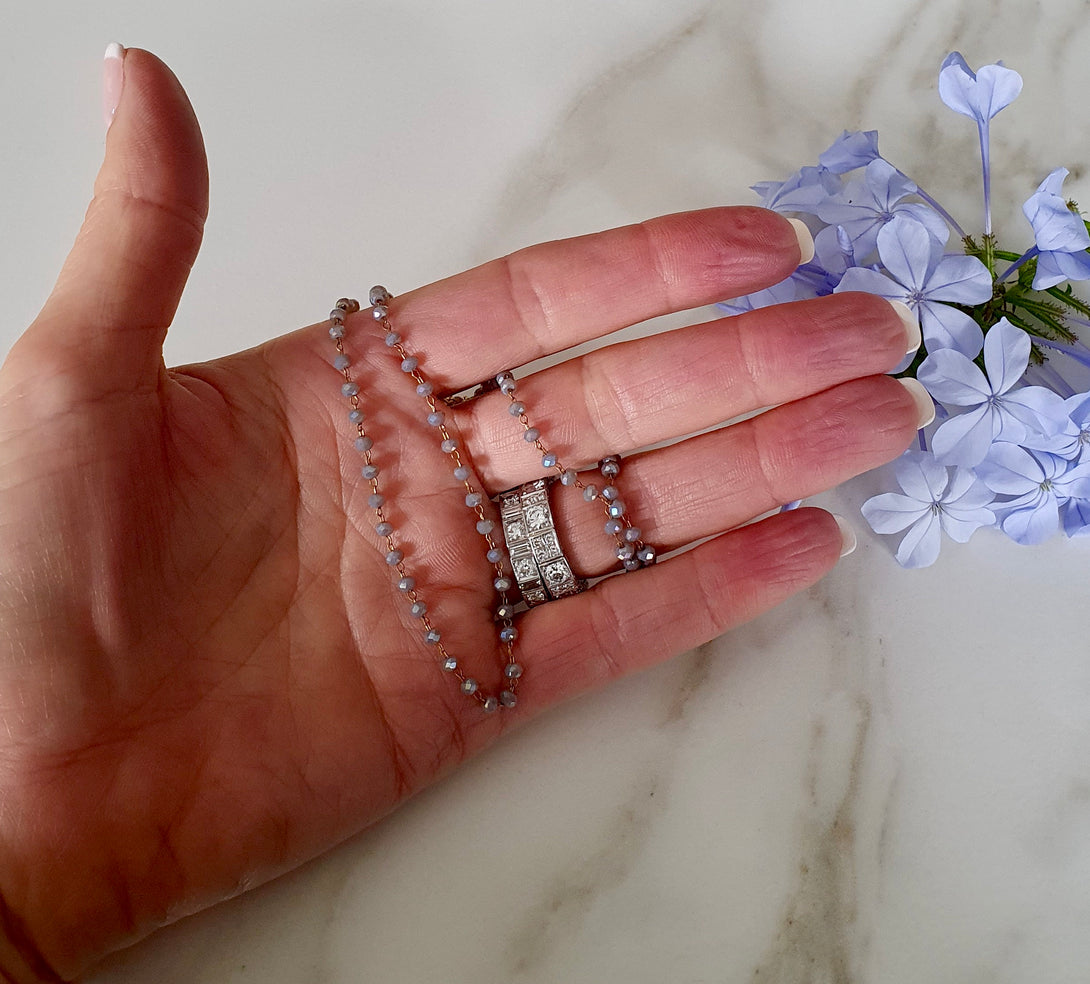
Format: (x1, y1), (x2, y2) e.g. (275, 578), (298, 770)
(378, 207), (811, 391)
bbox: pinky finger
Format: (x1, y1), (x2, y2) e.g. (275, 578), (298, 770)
(515, 507), (852, 710)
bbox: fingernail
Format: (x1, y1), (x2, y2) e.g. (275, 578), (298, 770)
(832, 514), (857, 557)
(103, 42), (125, 131)
(788, 218), (815, 266)
(889, 299), (922, 355)
(898, 377), (936, 428)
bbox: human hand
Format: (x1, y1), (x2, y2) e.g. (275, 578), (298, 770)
(0, 47), (927, 981)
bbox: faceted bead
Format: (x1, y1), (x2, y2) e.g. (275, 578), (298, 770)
(385, 331), (401, 347)
(454, 466), (471, 482)
(499, 378), (517, 395)
(476, 519), (494, 535)
(441, 438), (458, 453)
(375, 521), (393, 537)
(495, 371), (514, 386)
(361, 464), (379, 480)
(424, 629), (441, 645)
(397, 577), (415, 592)
(500, 690), (517, 708)
(637, 545), (657, 564)
(427, 411), (445, 427)
(600, 457), (621, 478)
(508, 401), (525, 417)
(602, 485), (619, 501)
(341, 381), (360, 398)
(371, 303), (388, 320)
(582, 484), (599, 502)
(329, 308), (346, 323)
(333, 354), (350, 370)
(608, 500), (626, 519)
(465, 491), (483, 508)
(616, 542), (636, 561)
(368, 493), (385, 509)
(496, 603), (515, 620)
(329, 324), (346, 339)
(499, 626), (518, 643)
(523, 428), (540, 443)
(401, 356), (419, 373)
(355, 435), (373, 452)
(542, 453), (558, 469)
(349, 409), (364, 424)
(624, 526), (641, 542)
(482, 696), (499, 713)
(443, 656), (458, 672)
(369, 286), (392, 306)
(336, 297), (360, 313)
(486, 547), (503, 564)
(461, 678), (478, 695)
(604, 519), (622, 535)
(560, 470), (577, 486)
(410, 601), (427, 618)
(385, 549), (403, 566)
(416, 381), (433, 397)
(504, 662), (523, 679)
(494, 576), (512, 592)
(623, 558), (641, 572)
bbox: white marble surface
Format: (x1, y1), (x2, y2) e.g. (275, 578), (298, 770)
(4, 1), (1090, 981)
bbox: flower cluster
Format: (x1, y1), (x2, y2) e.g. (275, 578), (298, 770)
(725, 52), (1090, 567)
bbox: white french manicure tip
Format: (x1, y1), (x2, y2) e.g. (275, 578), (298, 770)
(105, 41), (124, 60)
(897, 377), (936, 428)
(832, 514), (857, 558)
(889, 299), (922, 355)
(788, 218), (815, 266)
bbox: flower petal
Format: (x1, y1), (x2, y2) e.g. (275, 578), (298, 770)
(892, 449), (949, 500)
(895, 511), (943, 567)
(931, 406), (998, 466)
(981, 319), (1030, 394)
(917, 349), (991, 405)
(922, 254), (994, 305)
(861, 493), (929, 534)
(975, 442), (1043, 492)
(875, 215), (933, 289)
(834, 266), (906, 302)
(1001, 496), (1059, 545)
(918, 302), (985, 358)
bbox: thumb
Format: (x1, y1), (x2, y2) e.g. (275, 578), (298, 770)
(24, 45), (209, 396)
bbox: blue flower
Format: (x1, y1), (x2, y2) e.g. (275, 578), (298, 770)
(835, 214), (992, 356)
(1063, 496), (1090, 537)
(976, 443), (1090, 544)
(1022, 168), (1090, 289)
(818, 130), (880, 174)
(861, 450), (996, 568)
(752, 166), (840, 213)
(815, 159), (950, 261)
(918, 319), (1065, 466)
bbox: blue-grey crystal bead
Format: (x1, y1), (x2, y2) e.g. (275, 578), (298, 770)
(482, 696), (499, 713)
(494, 576), (512, 592)
(341, 381), (359, 398)
(416, 381), (433, 397)
(500, 690), (517, 708)
(623, 557), (641, 572)
(465, 491), (483, 508)
(454, 465), (470, 481)
(375, 521), (393, 537)
(333, 354), (350, 370)
(355, 435), (373, 452)
(401, 356), (418, 373)
(616, 542), (635, 561)
(336, 298), (359, 313)
(602, 485), (619, 501)
(496, 603), (515, 620)
(523, 428), (540, 443)
(440, 438), (457, 453)
(384, 331), (401, 347)
(600, 458), (621, 478)
(582, 484), (599, 501)
(637, 545), (657, 564)
(410, 601), (427, 617)
(329, 324), (345, 339)
(461, 678), (478, 695)
(508, 401), (525, 416)
(425, 629), (441, 645)
(504, 662), (523, 679)
(329, 308), (346, 323)
(477, 519), (494, 535)
(361, 464), (379, 480)
(542, 453), (558, 469)
(560, 469), (577, 486)
(369, 493), (385, 509)
(499, 626), (518, 643)
(369, 286), (391, 306)
(499, 378), (517, 395)
(604, 519), (622, 535)
(349, 409), (364, 424)
(427, 411), (445, 427)
(486, 547), (503, 564)
(495, 371), (513, 385)
(607, 500), (626, 519)
(397, 576), (415, 592)
(624, 526), (641, 542)
(372, 303), (388, 320)
(442, 656), (458, 672)
(385, 549), (403, 566)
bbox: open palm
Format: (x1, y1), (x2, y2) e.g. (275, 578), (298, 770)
(0, 50), (924, 982)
